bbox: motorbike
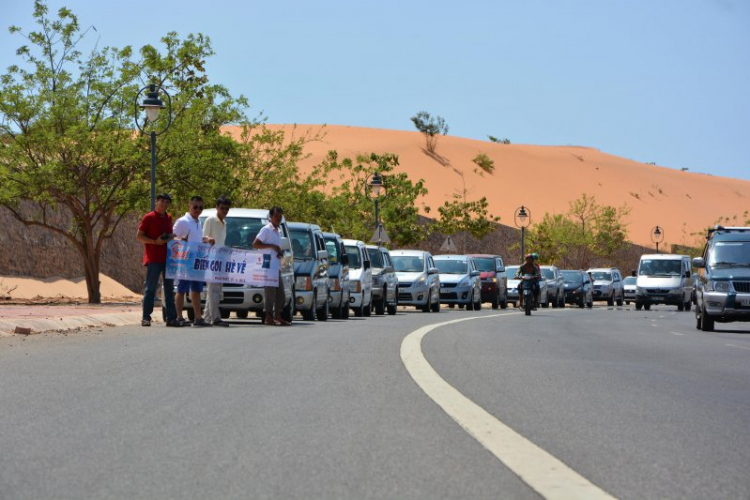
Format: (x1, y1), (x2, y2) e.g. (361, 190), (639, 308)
(519, 273), (539, 316)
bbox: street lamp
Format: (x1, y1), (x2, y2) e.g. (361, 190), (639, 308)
(365, 172), (389, 245)
(135, 84), (172, 211)
(651, 225), (664, 254)
(514, 205), (531, 261)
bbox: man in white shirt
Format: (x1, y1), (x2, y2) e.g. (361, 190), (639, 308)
(173, 196), (212, 327)
(253, 206), (288, 326)
(202, 196), (231, 327)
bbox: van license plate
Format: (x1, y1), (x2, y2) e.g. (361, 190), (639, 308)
(741, 299), (750, 307)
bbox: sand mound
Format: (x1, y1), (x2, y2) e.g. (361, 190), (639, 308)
(0, 274), (140, 302)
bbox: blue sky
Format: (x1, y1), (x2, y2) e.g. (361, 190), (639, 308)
(2, 0), (749, 180)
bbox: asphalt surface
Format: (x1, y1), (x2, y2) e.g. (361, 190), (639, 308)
(1, 304), (748, 499)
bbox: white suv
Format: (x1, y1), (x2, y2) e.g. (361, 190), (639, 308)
(586, 267), (624, 306)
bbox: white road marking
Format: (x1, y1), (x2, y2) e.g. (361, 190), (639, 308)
(670, 332), (684, 336)
(726, 343), (750, 351)
(400, 314), (615, 500)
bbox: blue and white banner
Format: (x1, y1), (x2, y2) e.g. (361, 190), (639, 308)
(166, 241), (278, 286)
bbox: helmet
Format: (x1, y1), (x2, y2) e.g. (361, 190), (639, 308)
(531, 252), (539, 260)
(525, 253), (534, 260)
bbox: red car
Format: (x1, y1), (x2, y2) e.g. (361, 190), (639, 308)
(467, 254), (508, 309)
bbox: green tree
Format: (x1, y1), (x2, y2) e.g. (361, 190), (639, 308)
(0, 1), (248, 302)
(410, 111), (448, 153)
(488, 135), (511, 145)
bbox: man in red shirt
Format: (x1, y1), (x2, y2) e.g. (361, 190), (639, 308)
(136, 193), (180, 327)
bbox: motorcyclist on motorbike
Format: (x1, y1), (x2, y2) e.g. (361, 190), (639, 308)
(517, 253), (542, 309)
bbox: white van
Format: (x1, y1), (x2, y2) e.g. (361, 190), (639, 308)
(635, 254), (693, 311)
(343, 239), (373, 317)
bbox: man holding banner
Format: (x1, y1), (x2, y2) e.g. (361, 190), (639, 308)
(253, 207), (289, 326)
(173, 196), (211, 327)
(202, 196), (232, 327)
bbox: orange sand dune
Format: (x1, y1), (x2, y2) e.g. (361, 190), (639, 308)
(226, 124), (750, 250)
(0, 274), (139, 300)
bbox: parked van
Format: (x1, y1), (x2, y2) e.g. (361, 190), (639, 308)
(185, 208), (294, 322)
(288, 222), (330, 321)
(635, 254), (693, 311)
(323, 232), (350, 319)
(343, 239), (373, 317)
(366, 245), (399, 315)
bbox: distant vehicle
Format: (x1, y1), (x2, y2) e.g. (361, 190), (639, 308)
(433, 255), (482, 310)
(562, 270), (593, 308)
(323, 232), (350, 319)
(344, 239), (373, 317)
(468, 254), (508, 309)
(366, 245), (398, 315)
(391, 249), (441, 312)
(622, 276), (637, 305)
(635, 254), (693, 311)
(288, 222), (330, 321)
(693, 226), (750, 331)
(506, 265), (548, 309)
(587, 267), (624, 306)
(540, 265), (565, 308)
(180, 208), (294, 323)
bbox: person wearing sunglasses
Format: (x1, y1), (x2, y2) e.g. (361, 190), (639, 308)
(202, 196), (232, 327)
(173, 196), (212, 327)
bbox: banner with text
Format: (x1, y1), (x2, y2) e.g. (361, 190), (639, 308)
(166, 241), (278, 286)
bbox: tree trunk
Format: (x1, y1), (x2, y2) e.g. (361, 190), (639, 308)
(79, 228), (102, 304)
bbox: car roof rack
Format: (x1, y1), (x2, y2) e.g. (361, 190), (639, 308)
(706, 225), (750, 239)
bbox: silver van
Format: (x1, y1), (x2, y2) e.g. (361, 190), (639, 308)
(288, 222), (330, 321)
(366, 245), (399, 315)
(344, 239), (373, 317)
(635, 254), (693, 311)
(189, 208), (294, 322)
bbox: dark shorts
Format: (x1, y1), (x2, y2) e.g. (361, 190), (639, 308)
(176, 280), (205, 293)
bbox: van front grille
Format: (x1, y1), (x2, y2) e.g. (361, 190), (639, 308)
(734, 281), (750, 293)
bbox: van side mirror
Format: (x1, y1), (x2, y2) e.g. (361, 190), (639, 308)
(428, 267), (440, 275)
(364, 259), (371, 270)
(471, 270), (480, 277)
(684, 271), (691, 278)
(280, 238), (291, 252)
(318, 249), (328, 262)
(341, 253), (349, 266)
(692, 257), (705, 268)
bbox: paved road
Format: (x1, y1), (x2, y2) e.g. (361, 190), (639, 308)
(1, 305), (748, 499)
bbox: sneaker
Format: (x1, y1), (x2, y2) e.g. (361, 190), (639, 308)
(141, 319), (151, 327)
(212, 319), (230, 327)
(177, 317), (192, 326)
(192, 318), (211, 327)
(165, 319), (183, 327)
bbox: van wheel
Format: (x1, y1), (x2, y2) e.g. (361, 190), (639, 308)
(625, 301), (630, 306)
(635, 302), (643, 311)
(342, 300), (350, 319)
(500, 296), (508, 309)
(282, 290), (295, 323)
(431, 292), (441, 312)
(678, 302), (684, 312)
(387, 290), (398, 315)
(375, 289), (386, 315)
(683, 300), (691, 312)
(700, 305), (715, 332)
(644, 304), (651, 311)
(187, 308), (195, 321)
(616, 296), (623, 306)
(302, 293), (315, 321)
(491, 292), (499, 309)
(422, 292), (432, 313)
(474, 291), (482, 311)
(607, 295), (614, 306)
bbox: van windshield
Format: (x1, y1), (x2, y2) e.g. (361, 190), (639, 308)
(367, 248), (384, 268)
(506, 266), (519, 278)
(324, 238), (340, 264)
(392, 256), (423, 273)
(709, 241), (750, 268)
(541, 269), (555, 280)
(200, 216), (266, 250)
(345, 246), (362, 269)
(290, 229), (313, 261)
(639, 259), (682, 276)
(590, 272), (612, 281)
(473, 258), (496, 272)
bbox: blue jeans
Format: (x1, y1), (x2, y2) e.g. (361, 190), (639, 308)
(142, 262), (176, 322)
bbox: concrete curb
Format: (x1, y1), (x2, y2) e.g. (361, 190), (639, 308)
(0, 311), (143, 337)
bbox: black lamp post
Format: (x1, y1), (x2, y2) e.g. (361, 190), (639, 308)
(514, 205), (531, 261)
(366, 172), (388, 245)
(651, 225), (664, 254)
(135, 84), (172, 211)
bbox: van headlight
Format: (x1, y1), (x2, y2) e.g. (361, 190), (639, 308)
(706, 280), (731, 293)
(349, 281), (362, 293)
(329, 278), (340, 291)
(295, 276), (312, 291)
